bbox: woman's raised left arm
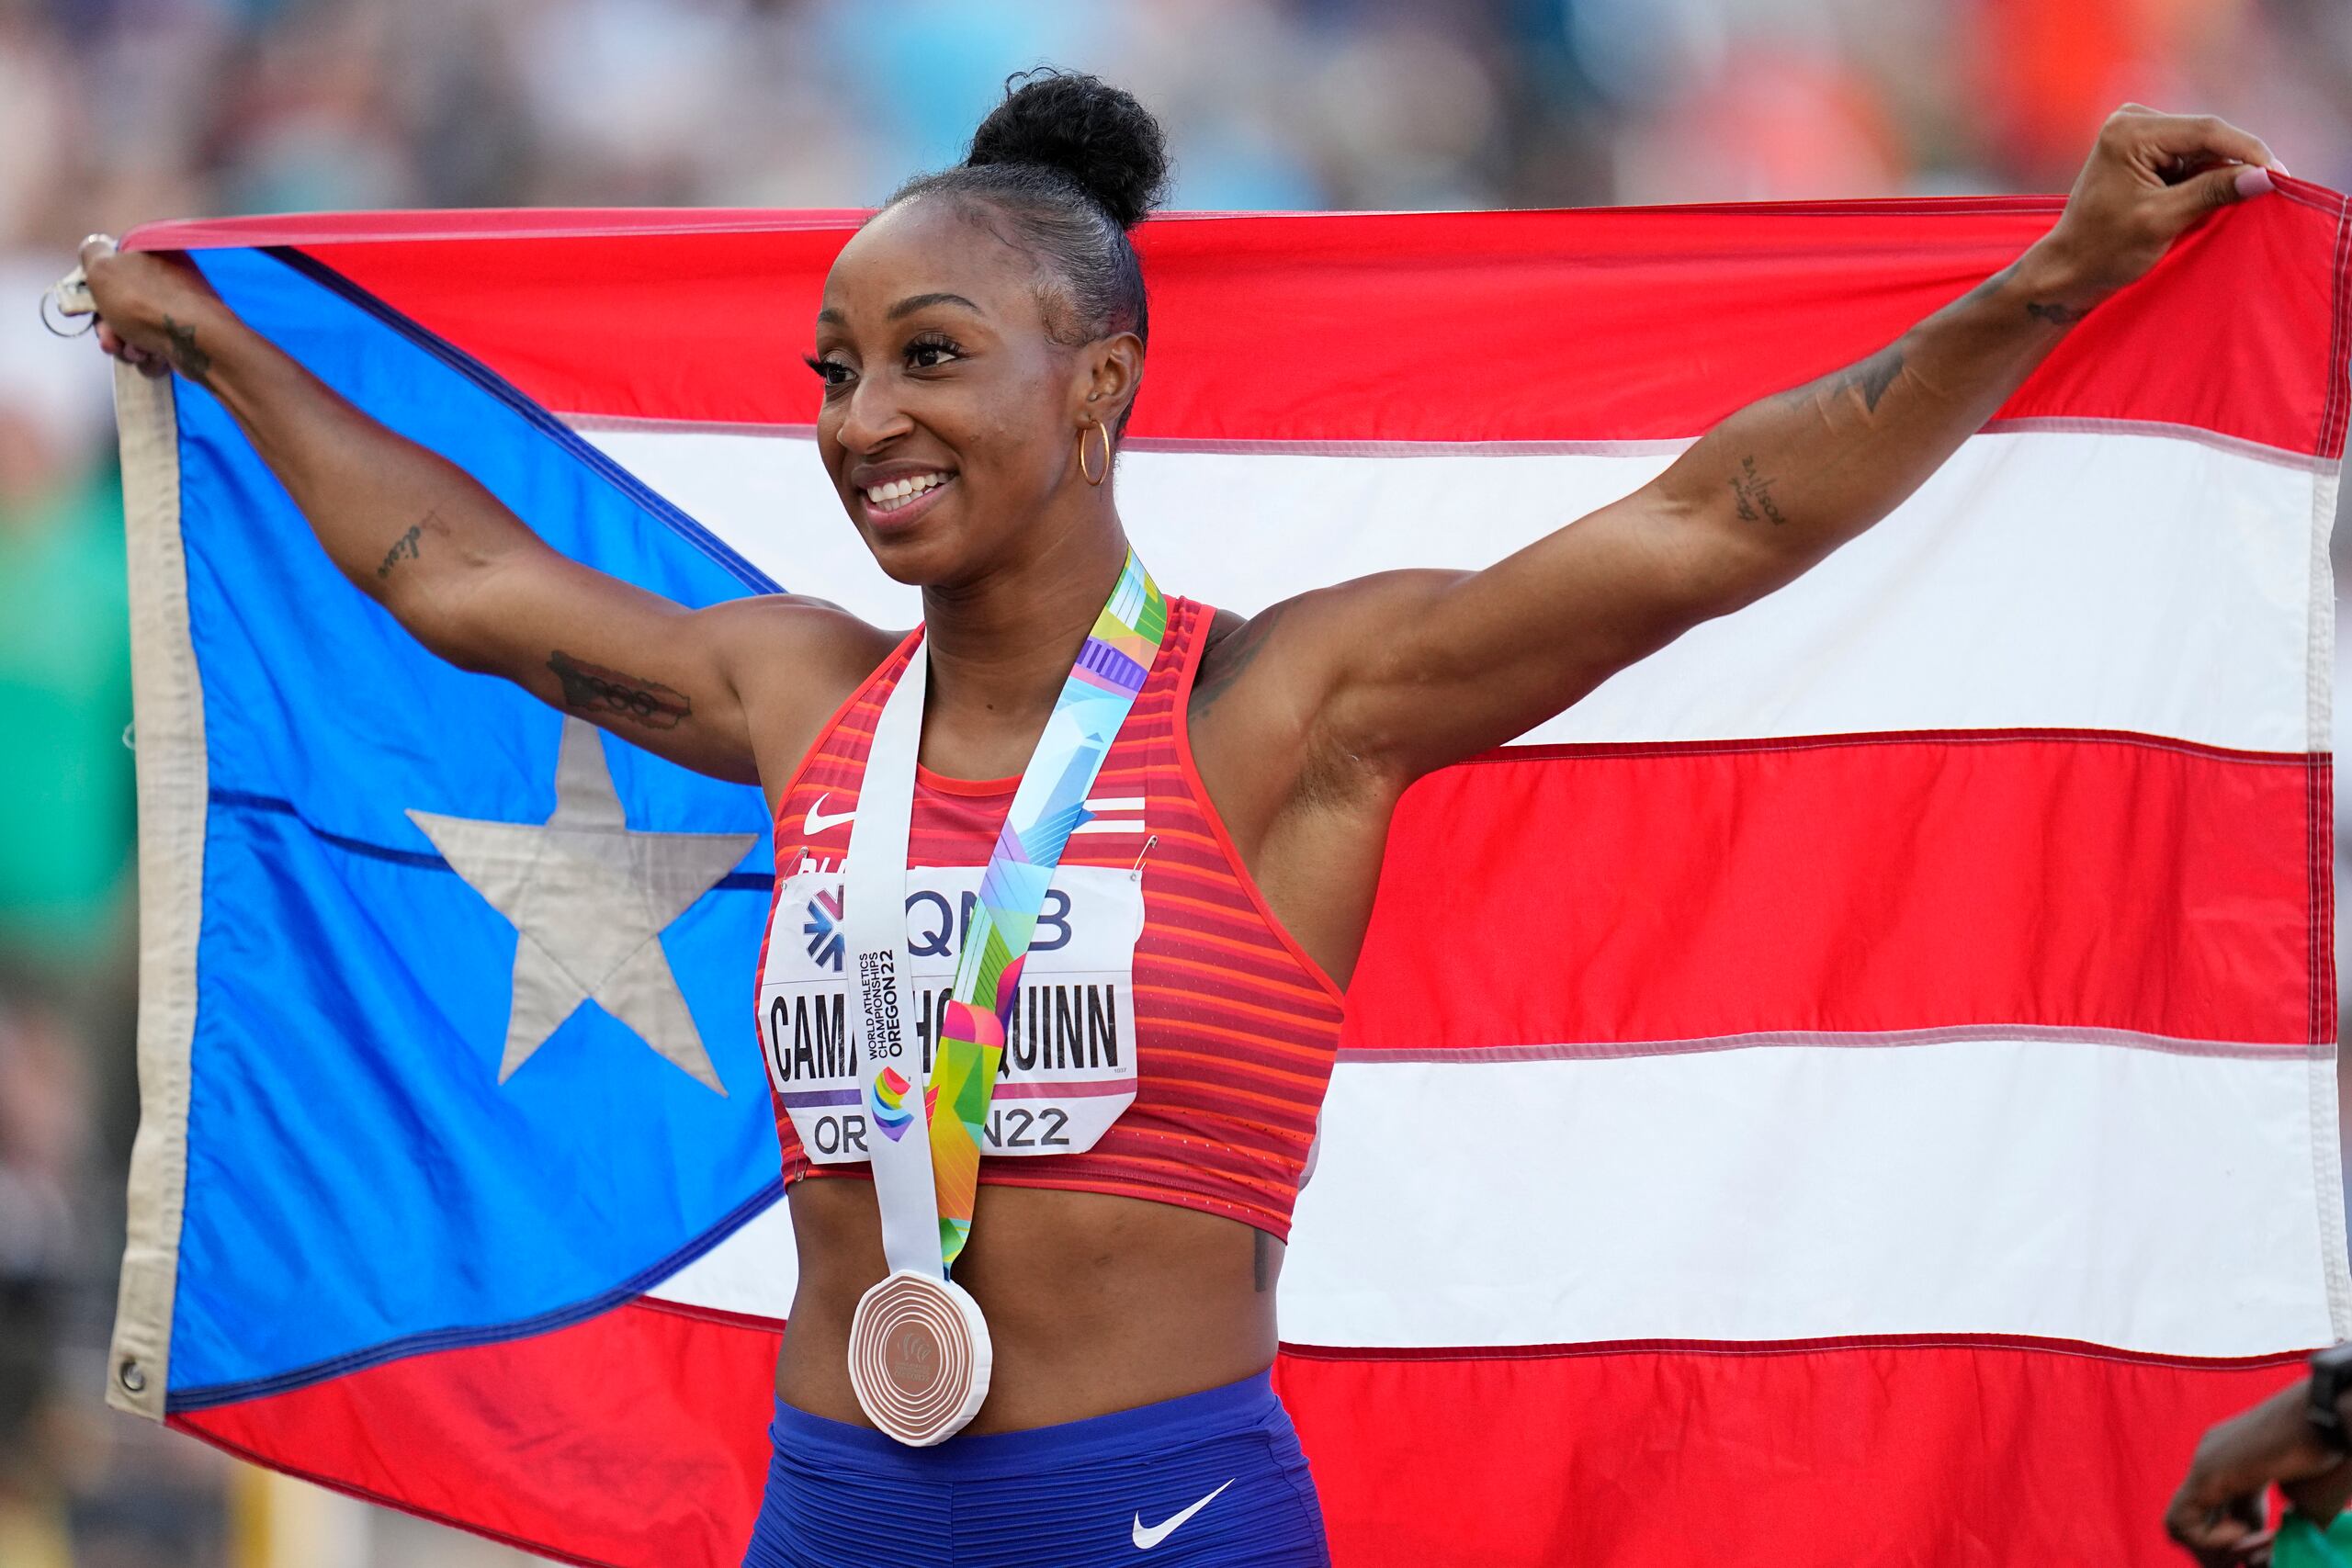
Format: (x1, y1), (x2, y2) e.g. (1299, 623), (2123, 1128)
(1258, 107), (2281, 787)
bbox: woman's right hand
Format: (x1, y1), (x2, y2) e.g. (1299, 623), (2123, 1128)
(79, 235), (231, 382)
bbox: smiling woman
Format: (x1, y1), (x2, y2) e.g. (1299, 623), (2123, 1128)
(73, 62), (2288, 1568)
(801, 73), (1167, 620)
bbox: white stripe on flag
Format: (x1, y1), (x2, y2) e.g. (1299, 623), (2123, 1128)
(648, 1038), (2337, 1359)
(586, 425), (2319, 751)
(1284, 1042), (2335, 1356)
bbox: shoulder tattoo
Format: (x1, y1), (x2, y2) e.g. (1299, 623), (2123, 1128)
(1192, 604), (1289, 717)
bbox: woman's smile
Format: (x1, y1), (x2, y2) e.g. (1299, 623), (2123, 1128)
(855, 468), (957, 530)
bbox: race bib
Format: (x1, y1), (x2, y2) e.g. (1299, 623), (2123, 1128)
(761, 864), (1145, 1164)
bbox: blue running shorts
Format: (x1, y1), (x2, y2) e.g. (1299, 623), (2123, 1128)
(741, 1371), (1330, 1567)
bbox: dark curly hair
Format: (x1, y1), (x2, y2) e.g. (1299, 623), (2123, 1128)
(886, 69), (1170, 425)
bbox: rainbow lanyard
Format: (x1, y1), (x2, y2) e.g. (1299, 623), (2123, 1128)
(841, 552), (1169, 1278)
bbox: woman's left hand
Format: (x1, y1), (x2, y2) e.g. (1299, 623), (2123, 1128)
(2031, 105), (2282, 310)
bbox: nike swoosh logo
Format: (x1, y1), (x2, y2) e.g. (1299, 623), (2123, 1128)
(1133, 1479), (1233, 1551)
(803, 795), (855, 835)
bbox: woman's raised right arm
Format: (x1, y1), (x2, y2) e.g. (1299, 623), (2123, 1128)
(82, 238), (868, 785)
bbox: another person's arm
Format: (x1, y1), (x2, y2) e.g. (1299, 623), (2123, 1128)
(1229, 107), (2279, 784)
(2169, 1357), (2352, 1564)
(79, 238), (855, 784)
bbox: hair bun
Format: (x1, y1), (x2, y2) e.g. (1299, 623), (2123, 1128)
(967, 69), (1170, 231)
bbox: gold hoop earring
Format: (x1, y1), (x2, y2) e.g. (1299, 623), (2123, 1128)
(1078, 422), (1112, 487)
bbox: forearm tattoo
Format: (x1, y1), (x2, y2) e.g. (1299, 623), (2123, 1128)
(376, 521), (424, 579)
(1727, 455), (1788, 525)
(1725, 257), (2081, 536)
(1828, 344), (1905, 415)
(1982, 259), (2093, 327)
(2026, 299), (2093, 327)
(547, 650), (693, 730)
(162, 313), (212, 387)
(1771, 343), (1905, 434)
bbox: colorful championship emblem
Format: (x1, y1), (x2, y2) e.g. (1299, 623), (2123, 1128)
(869, 1066), (912, 1139)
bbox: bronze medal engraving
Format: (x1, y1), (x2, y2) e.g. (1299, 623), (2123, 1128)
(887, 1320), (938, 1393)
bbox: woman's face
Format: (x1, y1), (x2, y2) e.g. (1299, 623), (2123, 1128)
(810, 197), (1133, 588)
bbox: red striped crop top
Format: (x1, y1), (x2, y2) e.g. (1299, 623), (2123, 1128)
(754, 596), (1347, 1238)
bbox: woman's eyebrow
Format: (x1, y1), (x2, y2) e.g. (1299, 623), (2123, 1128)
(887, 291), (984, 320)
(813, 292), (983, 330)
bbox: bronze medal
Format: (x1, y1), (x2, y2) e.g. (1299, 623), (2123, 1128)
(847, 1269), (993, 1446)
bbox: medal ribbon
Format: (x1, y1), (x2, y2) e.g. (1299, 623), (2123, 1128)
(842, 552), (1168, 1280)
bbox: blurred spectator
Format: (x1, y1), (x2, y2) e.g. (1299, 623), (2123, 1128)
(0, 0), (2344, 257)
(0, 262), (129, 972)
(0, 256), (129, 1564)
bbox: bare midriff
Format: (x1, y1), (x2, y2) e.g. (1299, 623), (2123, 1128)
(775, 1179), (1280, 1433)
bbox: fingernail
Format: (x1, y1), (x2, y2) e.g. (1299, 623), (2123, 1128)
(2236, 165), (2277, 198)
(2275, 162), (2292, 177)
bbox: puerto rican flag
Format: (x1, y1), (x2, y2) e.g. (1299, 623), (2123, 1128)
(107, 185), (2352, 1565)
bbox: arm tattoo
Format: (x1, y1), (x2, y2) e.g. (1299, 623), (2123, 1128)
(1727, 455), (1788, 526)
(1191, 604), (1289, 717)
(547, 650), (693, 730)
(1253, 1229), (1277, 1292)
(1832, 344), (1905, 414)
(2026, 299), (2092, 327)
(162, 313), (212, 387)
(1978, 258), (2091, 326)
(376, 520), (425, 579)
(1778, 343), (1905, 420)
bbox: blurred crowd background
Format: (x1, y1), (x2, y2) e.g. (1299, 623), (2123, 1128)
(3, 0), (2349, 1562)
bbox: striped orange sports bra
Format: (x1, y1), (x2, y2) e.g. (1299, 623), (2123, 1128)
(755, 596), (1347, 1238)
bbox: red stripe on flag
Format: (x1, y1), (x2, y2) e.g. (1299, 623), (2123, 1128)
(1275, 1339), (2306, 1568)
(126, 183), (2352, 454)
(2320, 194), (2352, 461)
(169, 1294), (2307, 1568)
(1344, 731), (2321, 1053)
(172, 1300), (777, 1568)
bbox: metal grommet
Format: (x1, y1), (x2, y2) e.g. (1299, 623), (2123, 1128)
(118, 1358), (147, 1393)
(40, 284), (96, 339)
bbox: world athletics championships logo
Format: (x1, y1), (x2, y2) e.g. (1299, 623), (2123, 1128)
(870, 1066), (913, 1140)
(803, 889), (844, 972)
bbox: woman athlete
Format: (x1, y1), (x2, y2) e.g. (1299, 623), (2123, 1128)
(82, 72), (2278, 1568)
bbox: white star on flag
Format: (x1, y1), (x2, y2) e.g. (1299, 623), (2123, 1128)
(408, 717), (757, 1094)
